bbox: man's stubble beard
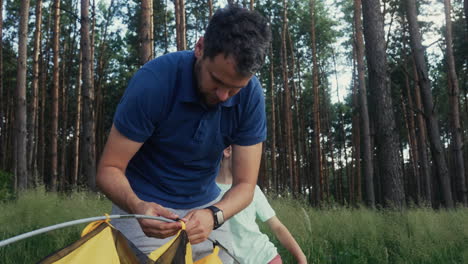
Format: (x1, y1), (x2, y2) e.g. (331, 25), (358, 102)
(194, 59), (218, 107)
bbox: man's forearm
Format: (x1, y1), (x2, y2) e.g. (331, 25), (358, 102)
(215, 143), (262, 219)
(96, 166), (141, 214)
(214, 182), (256, 219)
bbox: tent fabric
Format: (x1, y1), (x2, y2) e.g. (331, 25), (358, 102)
(147, 221), (223, 264)
(37, 218), (223, 264)
(37, 221), (140, 264)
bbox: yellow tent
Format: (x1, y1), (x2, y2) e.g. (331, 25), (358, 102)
(37, 218), (223, 264)
(0, 215), (229, 264)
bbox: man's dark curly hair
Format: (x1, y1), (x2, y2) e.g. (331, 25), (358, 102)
(203, 4), (272, 77)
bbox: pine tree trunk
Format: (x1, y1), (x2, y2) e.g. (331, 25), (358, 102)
(406, 0), (453, 208)
(287, 28), (299, 194)
(140, 0), (153, 64)
(443, 0), (467, 205)
(81, 0), (96, 190)
(174, 0), (180, 49)
(164, 0), (169, 53)
(180, 0), (186, 50)
(362, 0), (405, 208)
(354, 0), (375, 207)
(281, 0), (295, 196)
(250, 0), (254, 10)
(38, 14), (52, 183)
(351, 51), (362, 204)
(16, 0), (31, 190)
(410, 57), (432, 205)
(324, 106), (337, 204)
(269, 46), (277, 190)
(175, 0), (186, 51)
(49, 0), (61, 191)
(310, 0), (322, 204)
(400, 86), (417, 201)
(7, 86), (14, 173)
(403, 62), (421, 203)
(60, 43), (69, 189)
(38, 54), (48, 183)
(208, 0), (213, 19)
(72, 52), (82, 187)
(28, 0), (42, 185)
(60, 25), (77, 188)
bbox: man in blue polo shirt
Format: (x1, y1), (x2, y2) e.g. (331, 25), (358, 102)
(96, 4), (271, 263)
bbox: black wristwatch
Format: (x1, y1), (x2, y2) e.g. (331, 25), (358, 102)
(206, 205), (224, 230)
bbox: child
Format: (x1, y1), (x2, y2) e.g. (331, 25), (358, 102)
(216, 146), (307, 264)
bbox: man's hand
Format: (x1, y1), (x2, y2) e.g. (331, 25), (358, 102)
(132, 200), (182, 239)
(184, 209), (215, 244)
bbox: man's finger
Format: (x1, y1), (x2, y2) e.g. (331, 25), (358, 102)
(188, 233), (207, 245)
(155, 206), (180, 220)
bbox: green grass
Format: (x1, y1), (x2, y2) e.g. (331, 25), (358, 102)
(263, 197), (468, 264)
(0, 187), (111, 263)
(1, 189), (468, 263)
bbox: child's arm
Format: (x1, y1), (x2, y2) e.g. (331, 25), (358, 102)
(266, 216), (307, 264)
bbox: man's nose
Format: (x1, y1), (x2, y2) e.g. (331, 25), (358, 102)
(216, 88), (230, 102)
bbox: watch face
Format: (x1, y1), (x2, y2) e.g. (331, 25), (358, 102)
(215, 211), (224, 225)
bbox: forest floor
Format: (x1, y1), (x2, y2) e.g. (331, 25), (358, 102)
(0, 188), (467, 263)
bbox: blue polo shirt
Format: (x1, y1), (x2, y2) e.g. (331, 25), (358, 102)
(113, 51), (266, 209)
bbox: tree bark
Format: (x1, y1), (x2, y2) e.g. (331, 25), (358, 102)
(351, 48), (362, 204)
(310, 0), (322, 204)
(269, 45), (277, 191)
(403, 62), (421, 203)
(49, 0), (61, 191)
(443, 0), (467, 205)
(362, 0), (405, 208)
(16, 0), (31, 190)
(175, 0), (186, 51)
(180, 0), (186, 50)
(28, 0), (42, 185)
(208, 0), (213, 19)
(72, 51), (82, 187)
(405, 0), (453, 208)
(281, 0), (295, 196)
(354, 0), (375, 207)
(81, 0), (96, 190)
(140, 0), (153, 64)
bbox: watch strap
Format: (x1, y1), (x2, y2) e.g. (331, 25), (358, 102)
(206, 205), (224, 230)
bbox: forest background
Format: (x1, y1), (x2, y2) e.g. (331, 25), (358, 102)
(1, 0), (468, 209)
(1, 0), (468, 262)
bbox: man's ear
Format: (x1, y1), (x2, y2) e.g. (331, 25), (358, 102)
(195, 37), (204, 59)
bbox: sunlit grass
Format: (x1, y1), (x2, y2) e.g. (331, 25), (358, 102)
(1, 188), (467, 263)
(265, 197), (468, 264)
(0, 187), (111, 263)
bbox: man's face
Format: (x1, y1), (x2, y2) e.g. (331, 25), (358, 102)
(194, 38), (252, 107)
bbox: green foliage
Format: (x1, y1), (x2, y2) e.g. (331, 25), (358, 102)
(0, 170), (14, 202)
(0, 188), (111, 263)
(261, 197), (468, 264)
(1, 190), (468, 263)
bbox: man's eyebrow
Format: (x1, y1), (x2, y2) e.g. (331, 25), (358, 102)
(210, 72), (244, 89)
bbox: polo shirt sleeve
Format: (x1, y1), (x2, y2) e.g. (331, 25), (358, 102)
(233, 80), (267, 146)
(255, 186), (276, 222)
(113, 68), (166, 143)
